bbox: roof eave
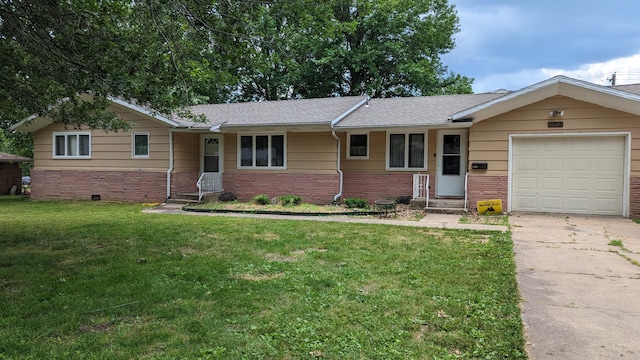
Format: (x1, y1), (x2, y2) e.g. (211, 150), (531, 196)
(333, 122), (472, 131)
(109, 97), (180, 127)
(451, 75), (640, 122)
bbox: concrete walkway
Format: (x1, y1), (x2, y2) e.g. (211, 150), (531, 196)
(511, 214), (640, 359)
(144, 204), (509, 232)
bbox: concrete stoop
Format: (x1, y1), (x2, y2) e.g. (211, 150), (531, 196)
(410, 198), (467, 215)
(166, 192), (223, 205)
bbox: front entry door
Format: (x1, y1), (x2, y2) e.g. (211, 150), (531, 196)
(436, 129), (467, 197)
(201, 135), (223, 192)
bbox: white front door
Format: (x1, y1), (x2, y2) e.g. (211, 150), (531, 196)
(436, 129), (467, 197)
(201, 135), (223, 192)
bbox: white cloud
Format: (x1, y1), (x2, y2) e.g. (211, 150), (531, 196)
(473, 52), (640, 93)
(453, 5), (531, 58)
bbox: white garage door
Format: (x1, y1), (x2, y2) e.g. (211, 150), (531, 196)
(512, 136), (625, 215)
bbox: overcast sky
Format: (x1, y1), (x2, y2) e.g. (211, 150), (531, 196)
(443, 0), (640, 93)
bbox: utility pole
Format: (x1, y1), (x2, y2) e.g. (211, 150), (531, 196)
(608, 72), (617, 86)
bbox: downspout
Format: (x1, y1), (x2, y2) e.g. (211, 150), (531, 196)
(331, 130), (344, 203)
(166, 129), (175, 200)
(329, 96), (370, 203)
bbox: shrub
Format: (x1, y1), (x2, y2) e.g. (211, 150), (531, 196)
(396, 195), (411, 205)
(344, 198), (368, 209)
(218, 192), (237, 202)
(278, 195), (302, 207)
(252, 194), (270, 205)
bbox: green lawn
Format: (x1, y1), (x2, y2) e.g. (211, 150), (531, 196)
(0, 197), (525, 359)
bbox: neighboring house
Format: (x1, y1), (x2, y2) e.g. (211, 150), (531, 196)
(0, 152), (32, 195)
(11, 75), (640, 217)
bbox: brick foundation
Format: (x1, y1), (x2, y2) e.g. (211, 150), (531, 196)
(30, 169), (168, 202)
(342, 172), (414, 202)
(467, 175), (509, 212)
(171, 170), (199, 195)
(223, 172), (340, 204)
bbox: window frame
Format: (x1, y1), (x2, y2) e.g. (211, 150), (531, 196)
(237, 133), (287, 170)
(346, 132), (369, 159)
(385, 131), (428, 171)
(131, 132), (150, 158)
(52, 132), (92, 159)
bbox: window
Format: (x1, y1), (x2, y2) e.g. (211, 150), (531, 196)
(386, 132), (426, 170)
(238, 134), (286, 169)
(132, 132), (149, 158)
(347, 133), (369, 159)
(53, 132), (91, 158)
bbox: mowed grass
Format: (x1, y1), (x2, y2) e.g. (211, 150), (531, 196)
(0, 198), (525, 359)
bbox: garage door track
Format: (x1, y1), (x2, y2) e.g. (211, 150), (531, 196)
(511, 214), (640, 359)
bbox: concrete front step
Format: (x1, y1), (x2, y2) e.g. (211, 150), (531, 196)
(410, 198), (467, 214)
(167, 191), (225, 204)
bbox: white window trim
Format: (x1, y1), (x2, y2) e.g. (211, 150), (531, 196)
(385, 131), (428, 171)
(346, 132), (369, 159)
(237, 133), (287, 170)
(52, 131), (92, 159)
(131, 132), (150, 158)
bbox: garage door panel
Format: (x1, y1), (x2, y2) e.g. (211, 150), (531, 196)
(541, 177), (563, 191)
(515, 158), (539, 171)
(593, 178), (622, 193)
(566, 177), (590, 191)
(512, 136), (624, 215)
(542, 138), (564, 152)
(515, 196), (538, 210)
(541, 197), (563, 211)
(514, 138), (539, 154)
(597, 137), (624, 152)
(568, 138), (591, 152)
(567, 158), (591, 172)
(566, 197), (589, 212)
(542, 158), (563, 171)
(513, 176), (537, 190)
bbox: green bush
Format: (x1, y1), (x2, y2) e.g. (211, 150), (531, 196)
(252, 194), (270, 205)
(344, 198), (368, 209)
(278, 195), (302, 207)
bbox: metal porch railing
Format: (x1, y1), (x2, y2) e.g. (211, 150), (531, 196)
(196, 173), (222, 201)
(412, 174), (430, 208)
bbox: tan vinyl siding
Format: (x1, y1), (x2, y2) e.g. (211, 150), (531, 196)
(468, 95), (640, 176)
(173, 132), (199, 171)
(341, 130), (436, 174)
(223, 131), (337, 174)
(342, 131), (385, 172)
(223, 133), (237, 170)
(34, 112), (171, 170)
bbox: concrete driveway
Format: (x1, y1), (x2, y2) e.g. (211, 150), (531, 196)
(510, 214), (640, 359)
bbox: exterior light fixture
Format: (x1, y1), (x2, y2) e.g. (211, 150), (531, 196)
(549, 110), (565, 117)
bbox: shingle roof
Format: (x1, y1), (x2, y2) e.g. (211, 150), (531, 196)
(177, 96), (369, 129)
(333, 92), (507, 129)
(0, 152), (32, 163)
(614, 83), (640, 96)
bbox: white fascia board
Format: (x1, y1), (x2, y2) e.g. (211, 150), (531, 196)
(451, 75), (640, 121)
(108, 97), (181, 127)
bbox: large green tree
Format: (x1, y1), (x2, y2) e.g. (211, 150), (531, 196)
(0, 0), (472, 129)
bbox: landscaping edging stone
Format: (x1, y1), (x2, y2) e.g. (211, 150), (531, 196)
(182, 206), (387, 217)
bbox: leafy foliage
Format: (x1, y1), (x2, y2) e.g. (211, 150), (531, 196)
(344, 198), (369, 209)
(252, 194), (270, 205)
(278, 194), (302, 207)
(0, 0), (472, 130)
